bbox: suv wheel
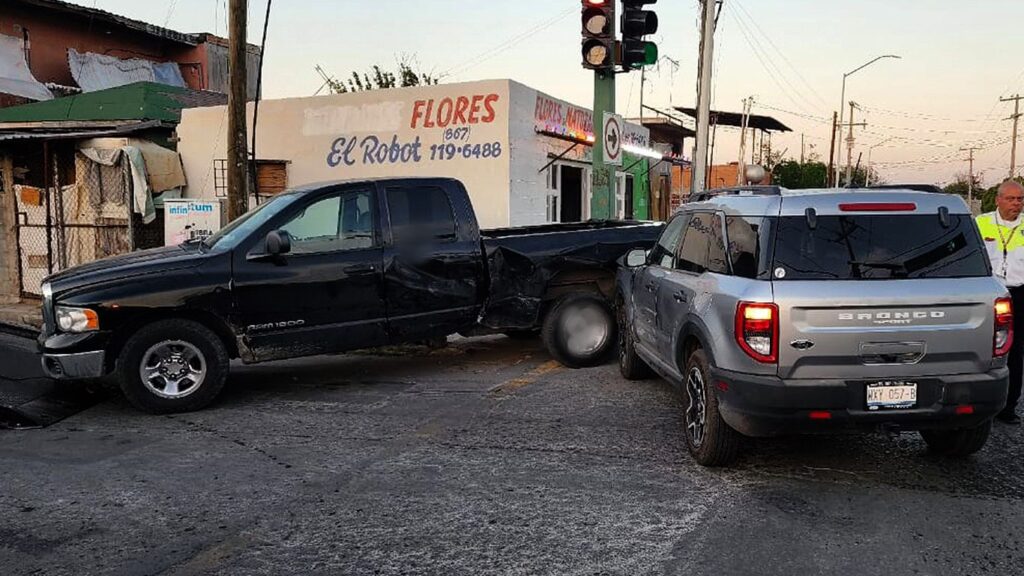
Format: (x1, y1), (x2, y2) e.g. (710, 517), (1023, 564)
(920, 421), (992, 457)
(542, 292), (616, 368)
(683, 348), (740, 467)
(617, 299), (653, 380)
(116, 319), (230, 414)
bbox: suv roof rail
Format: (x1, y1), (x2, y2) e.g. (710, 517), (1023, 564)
(688, 185), (784, 203)
(865, 184), (944, 194)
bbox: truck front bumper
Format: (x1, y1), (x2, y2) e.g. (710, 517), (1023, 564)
(41, 351), (106, 380)
(39, 331), (112, 380)
(711, 366), (1009, 437)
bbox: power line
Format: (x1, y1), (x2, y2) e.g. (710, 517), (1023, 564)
(730, 0), (829, 109)
(163, 0), (180, 28)
(727, 10), (818, 118)
(442, 7), (575, 78)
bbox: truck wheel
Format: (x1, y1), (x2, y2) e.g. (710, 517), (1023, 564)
(683, 348), (740, 467)
(617, 299), (653, 380)
(116, 319), (230, 414)
(920, 421), (992, 457)
(542, 292), (616, 369)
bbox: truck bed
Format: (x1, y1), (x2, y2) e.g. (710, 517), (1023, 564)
(480, 220), (665, 329)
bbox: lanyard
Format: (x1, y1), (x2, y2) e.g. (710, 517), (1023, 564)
(996, 213), (1023, 278)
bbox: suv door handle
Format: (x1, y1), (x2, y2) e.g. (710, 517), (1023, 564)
(344, 264), (377, 275)
(645, 282), (657, 293)
(673, 291), (687, 303)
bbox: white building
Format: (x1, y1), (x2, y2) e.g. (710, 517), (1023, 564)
(177, 79), (656, 229)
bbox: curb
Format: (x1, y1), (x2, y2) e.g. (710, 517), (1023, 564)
(0, 322), (39, 340)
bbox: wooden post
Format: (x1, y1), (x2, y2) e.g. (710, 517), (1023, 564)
(827, 112), (838, 187)
(227, 0), (249, 222)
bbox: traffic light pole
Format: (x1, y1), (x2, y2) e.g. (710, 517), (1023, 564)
(590, 70), (616, 220)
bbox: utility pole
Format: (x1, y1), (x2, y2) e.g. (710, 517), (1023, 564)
(843, 101), (859, 187)
(827, 111), (837, 186)
(1002, 94), (1023, 180)
(800, 133), (805, 164)
(960, 146), (979, 209)
(227, 0), (249, 222)
(736, 96), (752, 185)
(692, 0), (718, 194)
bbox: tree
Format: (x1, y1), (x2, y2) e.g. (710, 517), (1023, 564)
(942, 173), (985, 200)
(772, 160), (830, 189)
(322, 55), (439, 94)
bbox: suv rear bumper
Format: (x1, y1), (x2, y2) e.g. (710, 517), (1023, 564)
(711, 367), (1009, 437)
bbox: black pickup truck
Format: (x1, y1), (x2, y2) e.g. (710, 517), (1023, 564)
(39, 178), (663, 413)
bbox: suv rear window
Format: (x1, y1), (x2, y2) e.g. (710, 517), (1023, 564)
(772, 214), (989, 280)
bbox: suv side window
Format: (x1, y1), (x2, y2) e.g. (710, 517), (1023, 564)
(678, 212), (715, 273)
(649, 213), (689, 268)
(707, 213), (729, 274)
(386, 186), (458, 244)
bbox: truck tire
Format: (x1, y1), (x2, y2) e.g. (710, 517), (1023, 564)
(920, 421), (992, 457)
(542, 292), (616, 369)
(116, 319), (230, 414)
(683, 348), (740, 467)
(617, 299), (653, 380)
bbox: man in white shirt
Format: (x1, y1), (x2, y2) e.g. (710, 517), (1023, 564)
(977, 180), (1024, 424)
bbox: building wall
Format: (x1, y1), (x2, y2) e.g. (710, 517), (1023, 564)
(0, 3), (209, 91)
(508, 81), (651, 224)
(178, 79), (514, 229)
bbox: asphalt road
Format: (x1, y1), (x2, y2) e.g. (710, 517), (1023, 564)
(1, 336), (1023, 575)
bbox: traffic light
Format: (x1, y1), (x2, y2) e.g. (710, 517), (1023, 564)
(620, 0), (658, 70)
(581, 0), (615, 71)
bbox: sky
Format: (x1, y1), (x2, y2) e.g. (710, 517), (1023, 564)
(90, 0), (1024, 187)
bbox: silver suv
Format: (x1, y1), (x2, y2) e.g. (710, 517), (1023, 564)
(617, 186), (1011, 466)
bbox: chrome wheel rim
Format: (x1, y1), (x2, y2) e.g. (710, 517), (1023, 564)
(561, 302), (610, 358)
(140, 340), (207, 399)
(685, 366), (708, 448)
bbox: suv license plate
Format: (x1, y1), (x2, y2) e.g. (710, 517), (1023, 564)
(867, 381), (918, 411)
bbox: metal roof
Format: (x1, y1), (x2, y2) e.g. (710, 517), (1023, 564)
(674, 107), (792, 133)
(631, 117), (696, 143)
(0, 120), (172, 142)
(11, 0), (200, 46)
(0, 82), (227, 124)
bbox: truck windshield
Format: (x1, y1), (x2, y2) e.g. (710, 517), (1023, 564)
(772, 214), (990, 280)
(202, 194), (298, 251)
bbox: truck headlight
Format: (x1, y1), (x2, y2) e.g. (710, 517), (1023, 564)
(55, 307), (100, 333)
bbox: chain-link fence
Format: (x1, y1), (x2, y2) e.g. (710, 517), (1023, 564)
(14, 150), (135, 297)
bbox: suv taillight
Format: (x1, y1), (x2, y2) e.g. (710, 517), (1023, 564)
(995, 297), (1014, 358)
(736, 302), (779, 363)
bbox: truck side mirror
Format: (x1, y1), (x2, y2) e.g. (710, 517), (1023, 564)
(266, 230), (291, 256)
(625, 248), (648, 268)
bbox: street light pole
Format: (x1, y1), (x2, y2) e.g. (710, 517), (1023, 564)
(835, 54), (901, 188)
(866, 137), (895, 187)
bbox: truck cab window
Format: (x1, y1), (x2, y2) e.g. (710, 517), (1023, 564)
(280, 189), (376, 254)
(386, 186), (457, 244)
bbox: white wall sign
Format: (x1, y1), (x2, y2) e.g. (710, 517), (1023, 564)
(165, 200), (223, 246)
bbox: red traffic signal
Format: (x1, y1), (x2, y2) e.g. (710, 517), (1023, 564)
(581, 0), (615, 71)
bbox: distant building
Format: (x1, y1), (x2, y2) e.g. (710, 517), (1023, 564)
(0, 0), (261, 108)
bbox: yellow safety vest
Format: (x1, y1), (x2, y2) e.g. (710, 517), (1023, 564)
(977, 211), (1024, 287)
